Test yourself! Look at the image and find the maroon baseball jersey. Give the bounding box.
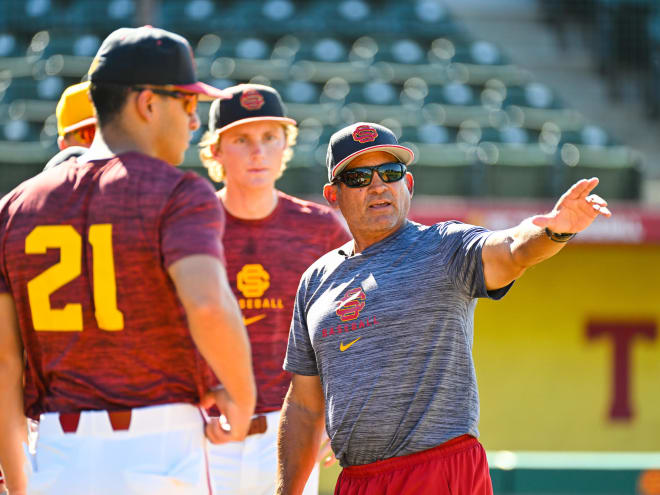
[0,152,225,418]
[222,191,349,414]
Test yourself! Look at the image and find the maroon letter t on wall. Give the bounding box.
[587,321,657,421]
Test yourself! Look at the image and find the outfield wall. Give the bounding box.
[475,244,659,452]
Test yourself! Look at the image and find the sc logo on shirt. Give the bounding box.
[237,264,270,298]
[336,287,366,322]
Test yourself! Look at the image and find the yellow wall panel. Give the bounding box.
[474,245,660,451]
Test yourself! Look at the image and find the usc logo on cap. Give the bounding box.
[336,287,366,322]
[240,89,265,111]
[352,125,378,144]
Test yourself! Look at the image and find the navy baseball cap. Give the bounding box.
[88,26,229,101]
[326,122,415,182]
[208,84,296,135]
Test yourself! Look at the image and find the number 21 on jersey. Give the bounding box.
[25,224,124,331]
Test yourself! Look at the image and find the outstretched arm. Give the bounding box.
[483,177,612,290]
[0,294,28,495]
[276,374,326,495]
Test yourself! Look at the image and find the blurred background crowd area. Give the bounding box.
[0,0,659,203]
[2,3,660,495]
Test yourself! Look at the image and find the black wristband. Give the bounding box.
[545,227,576,243]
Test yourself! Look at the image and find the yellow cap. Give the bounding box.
[55,81,96,137]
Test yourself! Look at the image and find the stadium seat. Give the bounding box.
[342,0,462,38]
[268,0,343,36]
[214,56,288,83]
[0,33,21,58]
[282,80,319,104]
[1,120,38,142]
[398,0,464,37]
[334,0,373,32]
[450,39,499,65]
[340,81,396,106]
[412,143,477,197]
[498,126,534,145]
[271,34,301,63]
[106,0,136,23]
[287,60,368,85]
[559,124,613,147]
[15,75,64,101]
[262,0,296,23]
[440,82,478,106]
[193,33,223,58]
[65,0,136,31]
[347,36,380,65]
[517,107,586,132]
[558,144,643,200]
[411,123,456,144]
[4,77,50,101]
[233,37,272,60]
[71,34,101,57]
[160,0,213,35]
[296,37,350,63]
[294,117,329,148]
[501,83,562,110]
[42,33,81,58]
[470,41,505,65]
[3,0,60,33]
[398,77,430,108]
[227,0,328,37]
[318,77,351,105]
[386,39,427,65]
[283,2,332,35]
[481,144,557,198]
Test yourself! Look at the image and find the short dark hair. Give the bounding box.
[89,83,131,128]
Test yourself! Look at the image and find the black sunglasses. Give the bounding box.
[131,86,198,115]
[334,162,407,188]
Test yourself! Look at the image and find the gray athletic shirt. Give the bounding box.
[284,220,512,467]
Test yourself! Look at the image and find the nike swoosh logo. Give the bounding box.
[339,336,361,352]
[243,314,266,326]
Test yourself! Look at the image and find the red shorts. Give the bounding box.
[334,435,493,495]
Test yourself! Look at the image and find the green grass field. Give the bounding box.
[318,463,341,495]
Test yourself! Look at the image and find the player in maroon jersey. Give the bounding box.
[0,26,256,495]
[198,84,349,494]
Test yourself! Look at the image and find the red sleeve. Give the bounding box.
[160,173,225,268]
[0,193,11,293]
